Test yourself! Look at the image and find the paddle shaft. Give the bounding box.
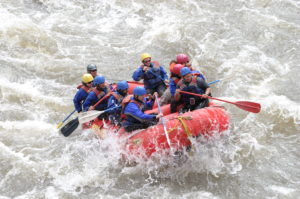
[179,90,261,113]
[57,109,76,128]
[92,91,112,109]
[155,95,172,148]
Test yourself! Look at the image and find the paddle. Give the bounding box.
[78,105,121,124]
[178,90,261,113]
[60,91,113,137]
[56,109,76,129]
[155,94,172,148]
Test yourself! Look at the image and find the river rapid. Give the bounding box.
[0,0,299,198]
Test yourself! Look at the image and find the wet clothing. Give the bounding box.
[176,76,210,112]
[107,91,127,126]
[122,97,157,132]
[132,62,168,96]
[73,86,90,113]
[83,86,110,111]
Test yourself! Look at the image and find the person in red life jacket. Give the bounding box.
[132,53,169,97]
[73,74,94,113]
[122,86,163,132]
[175,67,211,113]
[160,64,184,107]
[87,64,98,78]
[175,53,206,81]
[83,75,110,114]
[107,81,129,126]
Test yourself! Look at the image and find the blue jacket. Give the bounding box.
[83,88,109,111]
[132,62,168,89]
[73,87,89,112]
[122,98,155,127]
[191,70,206,81]
[169,78,177,96]
[107,92,125,114]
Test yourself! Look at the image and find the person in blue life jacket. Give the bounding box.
[175,53,206,81]
[122,86,163,132]
[73,74,94,113]
[174,67,211,113]
[83,76,111,119]
[107,81,129,126]
[86,64,98,78]
[132,53,169,97]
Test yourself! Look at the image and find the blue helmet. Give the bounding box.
[180,67,192,76]
[133,86,147,96]
[93,76,105,86]
[117,81,129,90]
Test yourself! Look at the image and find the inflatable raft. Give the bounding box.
[83,102,230,160]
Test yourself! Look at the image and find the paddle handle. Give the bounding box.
[56,109,76,129]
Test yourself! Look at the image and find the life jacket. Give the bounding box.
[82,86,91,93]
[121,95,145,119]
[169,62,176,73]
[111,92,125,104]
[77,84,83,89]
[93,84,110,100]
[77,84,92,93]
[123,98,145,125]
[140,62,163,88]
[177,76,204,104]
[170,75,181,85]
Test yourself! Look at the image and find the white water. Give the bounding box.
[0,0,299,198]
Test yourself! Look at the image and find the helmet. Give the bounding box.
[117,81,129,90]
[87,64,97,72]
[140,53,151,62]
[172,64,184,75]
[82,74,94,83]
[133,86,147,96]
[180,67,192,76]
[93,76,105,86]
[176,54,189,64]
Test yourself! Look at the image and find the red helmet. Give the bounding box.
[176,54,189,64]
[172,64,184,75]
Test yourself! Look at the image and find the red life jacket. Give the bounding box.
[77,84,83,89]
[172,76,180,85]
[77,84,91,93]
[120,95,145,119]
[111,92,124,104]
[93,87,109,100]
[177,76,198,90]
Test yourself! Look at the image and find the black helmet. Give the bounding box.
[87,64,97,72]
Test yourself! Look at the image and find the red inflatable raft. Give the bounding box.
[83,102,230,161]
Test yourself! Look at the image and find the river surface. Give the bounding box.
[0,0,299,198]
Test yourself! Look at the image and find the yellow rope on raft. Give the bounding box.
[167,116,193,137]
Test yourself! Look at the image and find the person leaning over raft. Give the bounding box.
[83,75,110,116]
[132,53,168,97]
[174,67,211,113]
[73,74,94,113]
[106,81,129,126]
[122,86,163,132]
